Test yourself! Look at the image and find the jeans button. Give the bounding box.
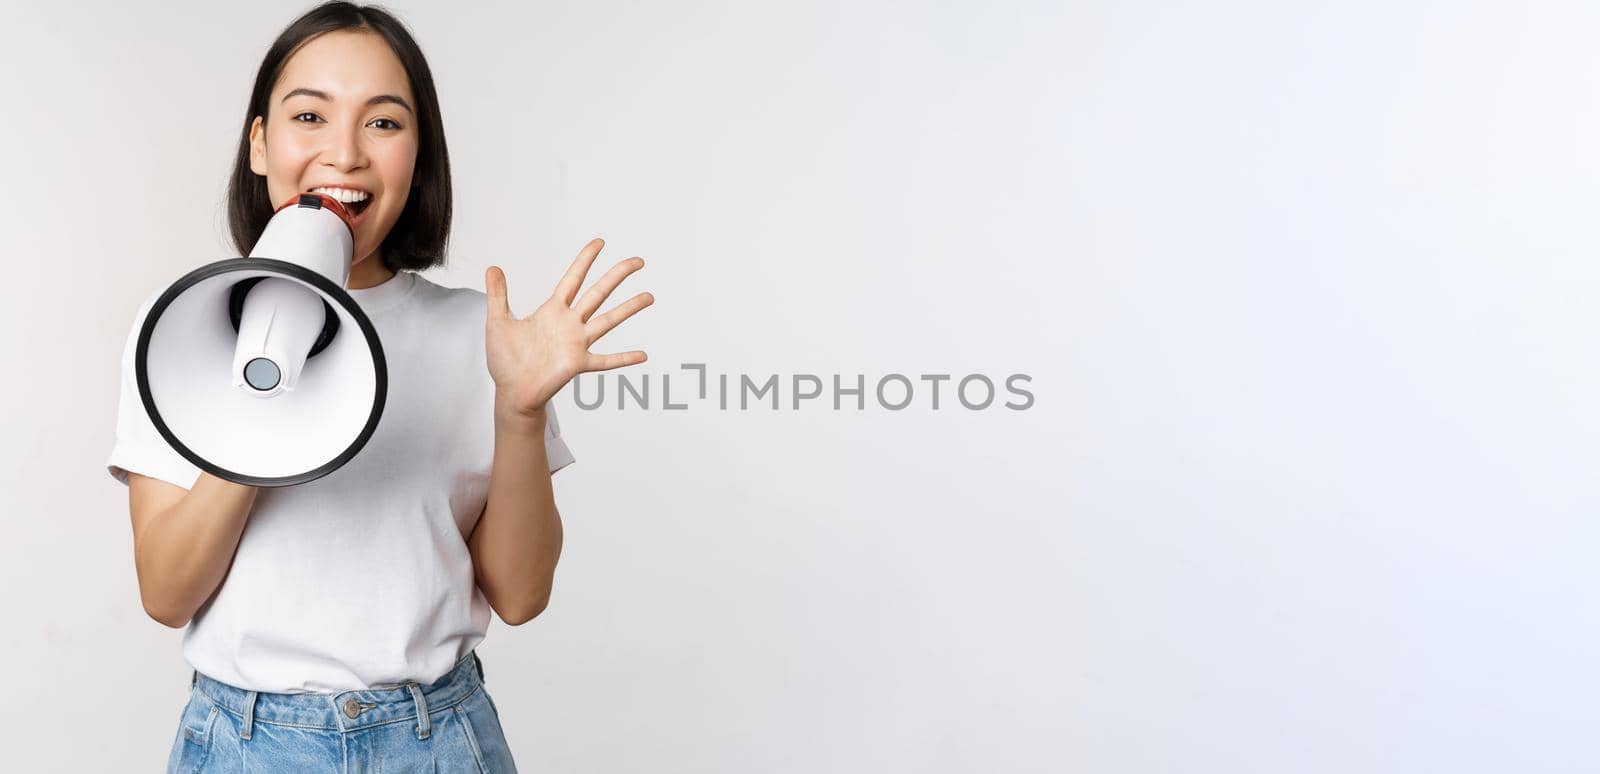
[343,697,361,718]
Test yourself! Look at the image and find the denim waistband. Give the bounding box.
[191,651,486,738]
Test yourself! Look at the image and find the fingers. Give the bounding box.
[486,266,513,319]
[554,238,606,306]
[575,257,646,322]
[585,350,648,372]
[585,291,655,342]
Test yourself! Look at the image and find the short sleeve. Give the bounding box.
[544,400,575,475]
[105,294,202,490]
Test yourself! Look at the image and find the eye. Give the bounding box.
[369,118,402,130]
[292,112,323,123]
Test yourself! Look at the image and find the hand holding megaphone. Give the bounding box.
[136,194,386,487]
[484,237,653,423]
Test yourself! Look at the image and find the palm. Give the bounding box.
[485,238,653,416]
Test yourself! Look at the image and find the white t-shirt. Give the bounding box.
[106,269,574,693]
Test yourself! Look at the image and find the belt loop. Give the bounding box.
[190,670,197,689]
[474,652,485,683]
[241,690,259,740]
[407,682,430,740]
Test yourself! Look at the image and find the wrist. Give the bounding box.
[494,392,547,434]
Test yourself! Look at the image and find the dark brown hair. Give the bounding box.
[226,1,452,272]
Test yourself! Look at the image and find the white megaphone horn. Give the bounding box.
[135,193,388,487]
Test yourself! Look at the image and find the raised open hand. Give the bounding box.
[485,238,653,418]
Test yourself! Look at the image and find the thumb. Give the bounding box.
[486,265,513,319]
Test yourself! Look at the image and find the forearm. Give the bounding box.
[470,396,564,624]
[135,472,258,627]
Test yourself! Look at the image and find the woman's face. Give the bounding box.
[249,30,418,268]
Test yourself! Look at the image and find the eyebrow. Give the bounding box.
[281,87,414,115]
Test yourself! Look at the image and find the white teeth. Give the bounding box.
[309,186,370,204]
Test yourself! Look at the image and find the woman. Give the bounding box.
[105,3,652,771]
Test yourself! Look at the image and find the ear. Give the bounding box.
[248,116,267,176]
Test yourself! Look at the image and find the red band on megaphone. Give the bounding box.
[275,193,356,234]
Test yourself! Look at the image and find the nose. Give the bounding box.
[321,122,368,172]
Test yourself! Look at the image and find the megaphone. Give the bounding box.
[135,193,387,487]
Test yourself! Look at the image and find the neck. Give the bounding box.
[348,253,396,290]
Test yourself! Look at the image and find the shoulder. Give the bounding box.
[117,283,175,360]
[408,273,489,323]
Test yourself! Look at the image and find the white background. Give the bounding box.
[2,0,1596,771]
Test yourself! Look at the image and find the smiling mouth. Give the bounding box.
[306,188,375,220]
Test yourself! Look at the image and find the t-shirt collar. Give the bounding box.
[347,269,418,316]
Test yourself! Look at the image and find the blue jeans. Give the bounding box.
[167,651,518,772]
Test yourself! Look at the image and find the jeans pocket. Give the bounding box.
[167,688,219,774]
[452,703,491,774]
[481,685,502,719]
[453,687,518,773]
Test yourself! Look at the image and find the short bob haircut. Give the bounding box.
[226,1,452,273]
